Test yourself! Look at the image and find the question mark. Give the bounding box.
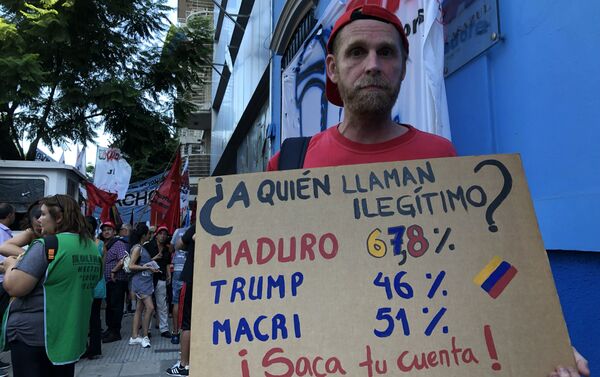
[199,177,233,236]
[473,159,513,232]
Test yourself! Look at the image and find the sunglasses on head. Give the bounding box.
[54,195,64,212]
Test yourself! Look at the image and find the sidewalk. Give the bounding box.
[1,311,180,377]
[77,311,180,377]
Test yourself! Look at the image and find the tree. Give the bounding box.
[0,0,212,178]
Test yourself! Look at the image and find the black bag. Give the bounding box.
[277,137,312,170]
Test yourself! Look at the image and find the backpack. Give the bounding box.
[105,237,130,274]
[43,235,59,261]
[277,137,312,170]
[104,237,127,251]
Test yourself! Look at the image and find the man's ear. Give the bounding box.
[326,54,338,84]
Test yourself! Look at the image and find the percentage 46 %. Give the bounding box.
[367,225,456,265]
[373,271,449,338]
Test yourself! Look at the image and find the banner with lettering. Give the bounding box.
[191,155,574,376]
[113,172,166,225]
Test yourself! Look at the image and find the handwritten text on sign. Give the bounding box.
[191,155,573,377]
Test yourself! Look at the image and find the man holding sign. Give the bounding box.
[267,4,588,377]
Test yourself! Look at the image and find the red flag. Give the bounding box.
[109,205,123,229]
[150,153,181,233]
[85,182,118,223]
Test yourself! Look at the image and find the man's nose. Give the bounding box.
[364,50,382,74]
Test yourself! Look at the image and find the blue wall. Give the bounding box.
[446,2,600,252]
[549,251,600,372]
[446,1,600,369]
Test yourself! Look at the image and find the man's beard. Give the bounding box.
[339,76,400,115]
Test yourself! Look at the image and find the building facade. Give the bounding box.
[210,0,272,175]
[208,0,600,367]
[177,0,214,202]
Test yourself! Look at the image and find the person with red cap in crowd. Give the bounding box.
[100,220,129,343]
[145,225,172,338]
[266,3,590,377]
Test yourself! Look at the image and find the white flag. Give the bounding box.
[75,146,86,175]
[58,150,65,164]
[93,147,132,200]
[180,157,190,226]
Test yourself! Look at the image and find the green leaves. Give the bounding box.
[20,2,69,42]
[0,17,45,104]
[0,0,213,175]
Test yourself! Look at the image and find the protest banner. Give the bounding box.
[94,147,132,199]
[115,172,166,224]
[191,154,574,377]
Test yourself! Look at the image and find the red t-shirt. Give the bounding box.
[267,125,457,171]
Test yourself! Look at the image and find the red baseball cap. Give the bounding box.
[100,221,116,230]
[156,225,169,235]
[326,5,410,107]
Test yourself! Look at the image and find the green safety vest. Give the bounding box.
[1,233,102,364]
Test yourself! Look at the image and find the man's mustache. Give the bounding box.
[355,77,391,90]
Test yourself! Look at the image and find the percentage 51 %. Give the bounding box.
[372,271,450,338]
[367,225,456,265]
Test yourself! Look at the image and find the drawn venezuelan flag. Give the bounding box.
[473,256,518,299]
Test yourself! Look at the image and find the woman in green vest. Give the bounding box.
[1,194,102,377]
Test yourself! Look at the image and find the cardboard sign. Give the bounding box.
[191,154,574,377]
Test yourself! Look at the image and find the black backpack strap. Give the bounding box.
[277,136,312,170]
[105,237,125,251]
[43,235,59,262]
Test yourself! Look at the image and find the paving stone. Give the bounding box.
[77,362,123,377]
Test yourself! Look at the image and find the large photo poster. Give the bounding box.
[191,155,574,376]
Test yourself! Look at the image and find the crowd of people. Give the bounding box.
[89,218,195,377]
[98,220,190,350]
[0,198,194,376]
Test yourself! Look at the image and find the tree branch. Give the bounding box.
[0,112,24,160]
[27,55,63,160]
[82,111,105,121]
[9,124,24,158]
